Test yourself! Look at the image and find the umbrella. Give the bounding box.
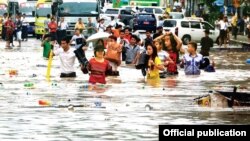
[86,32,110,42]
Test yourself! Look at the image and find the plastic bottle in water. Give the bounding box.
[94,97,102,107]
[24,82,34,88]
[0,83,3,89]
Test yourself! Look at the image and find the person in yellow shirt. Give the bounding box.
[165,4,171,13]
[231,13,238,39]
[146,43,164,86]
[74,18,85,34]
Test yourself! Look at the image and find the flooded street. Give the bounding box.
[0,39,250,141]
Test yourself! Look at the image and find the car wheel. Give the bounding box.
[182,35,191,45]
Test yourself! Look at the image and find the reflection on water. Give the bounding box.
[0,40,250,140]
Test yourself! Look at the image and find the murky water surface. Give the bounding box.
[0,39,250,140]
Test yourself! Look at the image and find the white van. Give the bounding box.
[163,19,219,45]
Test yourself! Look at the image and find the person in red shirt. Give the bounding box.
[5,16,15,48]
[87,45,112,84]
[123,27,132,42]
[48,17,58,44]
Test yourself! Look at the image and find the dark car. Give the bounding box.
[119,9,135,26]
[132,13,157,32]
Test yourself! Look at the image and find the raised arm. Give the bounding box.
[153,34,165,42]
[172,33,183,51]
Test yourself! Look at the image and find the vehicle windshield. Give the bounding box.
[59,2,98,16]
[202,22,214,30]
[170,13,184,19]
[36,3,51,17]
[105,9,119,14]
[138,14,155,20]
[139,8,153,13]
[19,3,36,16]
[163,20,177,27]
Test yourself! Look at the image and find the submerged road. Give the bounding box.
[0,38,250,140]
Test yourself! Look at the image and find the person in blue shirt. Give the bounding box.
[182,41,203,75]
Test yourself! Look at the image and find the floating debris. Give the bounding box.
[68,105,74,111]
[38,100,51,106]
[145,104,153,111]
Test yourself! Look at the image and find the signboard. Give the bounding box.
[37,3,51,8]
[8,0,19,2]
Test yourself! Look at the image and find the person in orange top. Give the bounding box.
[48,17,58,43]
[112,24,122,38]
[105,35,122,76]
[75,18,85,34]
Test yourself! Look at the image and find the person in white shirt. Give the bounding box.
[109,16,117,27]
[58,17,68,44]
[135,7,140,14]
[219,16,228,48]
[96,18,105,32]
[53,37,77,78]
[21,14,29,41]
[70,28,86,49]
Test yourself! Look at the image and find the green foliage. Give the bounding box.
[204,0,221,26]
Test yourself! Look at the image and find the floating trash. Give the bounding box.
[9,69,18,76]
[36,64,47,67]
[246,59,250,64]
[145,104,153,111]
[38,100,51,106]
[51,82,58,88]
[0,83,3,89]
[24,82,34,88]
[94,97,102,107]
[68,105,74,111]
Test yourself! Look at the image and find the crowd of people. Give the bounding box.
[1,12,219,87]
[37,15,216,87]
[215,14,250,46]
[1,13,29,48]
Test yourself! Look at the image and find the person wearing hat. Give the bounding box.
[105,25,113,35]
[96,18,105,32]
[87,45,112,84]
[200,29,213,57]
[153,26,164,40]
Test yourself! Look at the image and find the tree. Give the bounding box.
[204,0,221,25]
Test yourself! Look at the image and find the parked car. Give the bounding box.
[118,9,135,25]
[138,7,164,18]
[163,19,219,45]
[100,8,120,19]
[132,13,157,32]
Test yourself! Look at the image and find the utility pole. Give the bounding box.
[224,0,228,15]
